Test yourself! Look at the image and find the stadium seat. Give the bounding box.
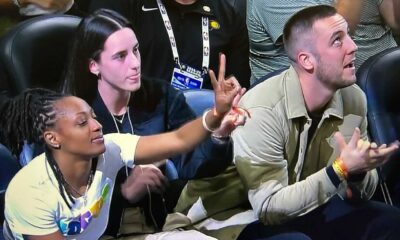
[356,46,400,206]
[0,14,81,96]
[183,89,215,116]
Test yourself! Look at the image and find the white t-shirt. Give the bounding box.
[5,133,139,240]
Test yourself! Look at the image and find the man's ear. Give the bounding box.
[89,59,100,77]
[43,131,61,149]
[298,52,314,71]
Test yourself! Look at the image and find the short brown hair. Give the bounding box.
[283,5,337,61]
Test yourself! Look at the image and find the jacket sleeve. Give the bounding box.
[233,106,340,225]
[167,89,232,179]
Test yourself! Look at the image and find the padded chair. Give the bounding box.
[0,14,81,96]
[250,67,289,89]
[183,89,215,115]
[0,144,20,240]
[356,46,400,206]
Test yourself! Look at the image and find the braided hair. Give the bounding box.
[0,88,94,209]
[0,88,63,156]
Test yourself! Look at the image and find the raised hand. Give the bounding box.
[212,88,248,138]
[121,164,168,203]
[209,53,244,117]
[334,128,399,175]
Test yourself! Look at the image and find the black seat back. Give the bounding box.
[357,46,400,144]
[0,14,81,96]
[356,46,400,205]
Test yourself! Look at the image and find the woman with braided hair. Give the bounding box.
[1,64,245,240]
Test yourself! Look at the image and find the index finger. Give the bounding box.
[209,69,219,92]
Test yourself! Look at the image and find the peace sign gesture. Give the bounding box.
[209,53,245,117]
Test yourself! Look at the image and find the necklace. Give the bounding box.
[113,112,125,124]
[65,170,94,205]
[110,107,134,134]
[45,150,99,208]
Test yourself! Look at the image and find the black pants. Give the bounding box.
[238,195,400,240]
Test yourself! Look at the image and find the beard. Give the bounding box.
[314,55,355,91]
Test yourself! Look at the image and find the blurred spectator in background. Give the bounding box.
[11,0,74,16]
[352,0,399,69]
[9,0,91,17]
[0,0,19,36]
[0,0,91,36]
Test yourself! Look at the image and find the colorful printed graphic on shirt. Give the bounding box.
[58,178,111,236]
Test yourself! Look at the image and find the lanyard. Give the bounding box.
[156,0,210,73]
[109,107,134,177]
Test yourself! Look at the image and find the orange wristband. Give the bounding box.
[333,157,348,179]
[337,157,348,178]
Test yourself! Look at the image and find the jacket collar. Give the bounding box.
[92,91,120,134]
[284,66,343,120]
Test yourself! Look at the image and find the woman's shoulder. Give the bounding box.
[13,153,47,178]
[6,154,53,199]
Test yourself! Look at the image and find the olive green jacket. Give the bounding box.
[233,66,378,225]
